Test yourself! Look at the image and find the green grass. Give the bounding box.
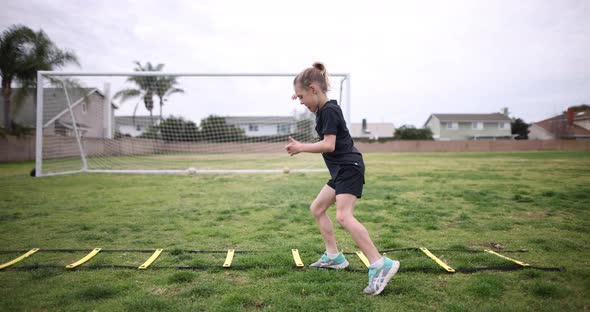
[0,151,589,311]
[40,152,325,174]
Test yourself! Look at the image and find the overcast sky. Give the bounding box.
[2,0,589,127]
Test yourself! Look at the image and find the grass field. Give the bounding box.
[0,151,589,311]
[41,152,327,174]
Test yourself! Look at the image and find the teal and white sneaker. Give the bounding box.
[309,252,349,269]
[364,257,400,295]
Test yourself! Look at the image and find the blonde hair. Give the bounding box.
[294,62,330,93]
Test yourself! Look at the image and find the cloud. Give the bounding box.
[1,0,589,126]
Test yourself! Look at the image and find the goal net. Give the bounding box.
[35,71,350,176]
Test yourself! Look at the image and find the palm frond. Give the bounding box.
[133,61,144,71]
[113,88,142,105]
[165,87,185,97]
[12,88,33,112]
[0,24,79,129]
[0,25,36,80]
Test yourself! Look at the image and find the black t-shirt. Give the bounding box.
[315,100,364,178]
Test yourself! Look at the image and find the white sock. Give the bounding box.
[326,252,340,259]
[369,257,384,269]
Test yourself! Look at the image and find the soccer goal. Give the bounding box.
[35,71,351,177]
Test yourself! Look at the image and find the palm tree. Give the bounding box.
[0,24,79,130]
[114,61,163,125]
[154,75,184,121]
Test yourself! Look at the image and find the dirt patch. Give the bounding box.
[223,272,249,286]
[469,242,505,250]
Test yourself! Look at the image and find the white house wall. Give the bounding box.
[425,116,441,139]
[575,120,590,130]
[118,125,145,137]
[237,124,294,137]
[58,93,105,138]
[350,123,395,139]
[438,121,511,140]
[528,124,555,140]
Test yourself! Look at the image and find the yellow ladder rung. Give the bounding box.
[138,249,163,270]
[420,247,455,273]
[66,248,101,269]
[484,250,529,267]
[0,248,39,270]
[223,249,235,268]
[291,249,304,267]
[355,251,370,268]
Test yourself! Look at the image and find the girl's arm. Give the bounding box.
[285,135,335,156]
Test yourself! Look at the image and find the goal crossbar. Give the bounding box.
[35,71,351,177]
[37,71,350,78]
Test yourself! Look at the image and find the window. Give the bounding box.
[447,122,458,129]
[82,101,88,113]
[472,122,483,130]
[499,122,510,129]
[249,124,259,131]
[277,124,290,134]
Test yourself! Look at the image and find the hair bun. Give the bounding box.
[312,62,326,73]
[294,62,330,93]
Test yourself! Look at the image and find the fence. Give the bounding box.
[1,135,589,162]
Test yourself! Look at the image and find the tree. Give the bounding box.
[114,61,163,125]
[499,107,530,139]
[158,116,199,142]
[393,125,434,140]
[199,115,245,142]
[569,104,590,112]
[511,118,530,139]
[0,24,79,130]
[154,75,184,121]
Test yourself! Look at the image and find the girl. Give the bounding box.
[285,62,400,295]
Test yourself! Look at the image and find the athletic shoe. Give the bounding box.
[309,252,349,269]
[363,257,400,295]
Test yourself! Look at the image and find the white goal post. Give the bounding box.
[35,71,351,177]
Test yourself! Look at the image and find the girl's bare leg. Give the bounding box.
[334,194,381,263]
[309,185,338,254]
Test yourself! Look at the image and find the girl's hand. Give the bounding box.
[285,136,301,156]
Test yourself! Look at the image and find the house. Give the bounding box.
[224,116,297,137]
[350,119,394,140]
[529,107,590,140]
[116,116,159,137]
[0,87,114,138]
[424,113,513,141]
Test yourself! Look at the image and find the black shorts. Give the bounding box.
[326,165,365,198]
